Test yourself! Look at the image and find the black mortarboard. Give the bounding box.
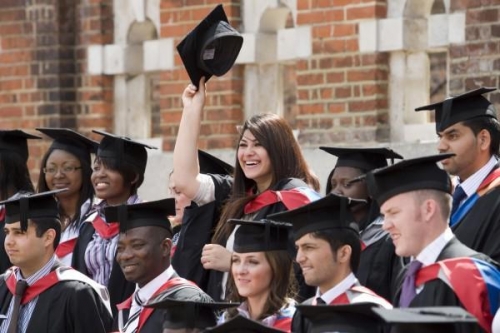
[373,306,479,333]
[296,303,383,333]
[415,87,497,132]
[204,315,285,333]
[93,130,157,175]
[177,4,243,88]
[320,147,403,171]
[103,198,175,234]
[145,296,238,330]
[268,193,364,240]
[0,130,41,162]
[0,189,66,231]
[199,150,234,175]
[230,219,291,253]
[366,154,453,206]
[36,128,98,163]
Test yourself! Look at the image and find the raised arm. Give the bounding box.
[172,78,206,199]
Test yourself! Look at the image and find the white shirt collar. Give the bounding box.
[315,273,357,304]
[135,265,175,304]
[416,228,454,266]
[458,156,498,197]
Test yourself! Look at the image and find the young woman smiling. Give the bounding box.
[219,219,296,332]
[36,128,97,266]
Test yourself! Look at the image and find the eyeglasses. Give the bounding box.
[43,166,82,175]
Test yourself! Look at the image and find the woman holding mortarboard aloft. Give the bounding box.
[72,130,156,317]
[320,147,404,301]
[172,4,320,303]
[0,130,41,273]
[36,128,98,267]
[219,219,296,332]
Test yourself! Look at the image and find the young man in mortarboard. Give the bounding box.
[365,154,500,333]
[0,130,41,273]
[268,194,392,333]
[320,147,403,300]
[415,87,500,262]
[107,198,212,333]
[0,190,112,333]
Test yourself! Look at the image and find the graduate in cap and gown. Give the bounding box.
[35,128,98,266]
[0,130,41,273]
[72,130,156,316]
[320,147,403,300]
[269,194,392,333]
[206,315,286,333]
[173,4,320,302]
[365,154,500,333]
[145,296,237,333]
[219,219,296,332]
[415,87,500,262]
[109,198,211,333]
[0,190,112,333]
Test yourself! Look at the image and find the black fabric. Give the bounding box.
[70,217,135,321]
[452,170,500,262]
[36,128,97,165]
[320,147,403,171]
[366,154,453,207]
[268,193,362,240]
[357,233,402,302]
[392,238,491,333]
[176,4,243,88]
[1,190,63,231]
[231,219,291,253]
[198,150,234,176]
[0,266,112,333]
[171,174,233,293]
[103,198,175,233]
[0,130,41,163]
[415,87,497,132]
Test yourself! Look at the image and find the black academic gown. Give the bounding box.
[0,215,11,274]
[118,272,212,333]
[72,218,135,318]
[172,174,233,292]
[0,263,113,333]
[393,238,490,333]
[357,233,402,301]
[452,168,500,262]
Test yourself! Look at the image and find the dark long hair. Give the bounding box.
[225,250,296,320]
[213,114,319,244]
[94,155,144,195]
[37,147,94,229]
[0,152,34,200]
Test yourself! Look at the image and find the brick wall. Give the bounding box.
[1,0,500,173]
[449,0,500,110]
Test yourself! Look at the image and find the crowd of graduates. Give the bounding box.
[2,4,500,333]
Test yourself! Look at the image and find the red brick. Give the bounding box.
[328,102,346,113]
[326,72,345,83]
[0,79,23,91]
[332,0,360,6]
[320,88,333,99]
[299,103,324,114]
[297,73,324,86]
[348,99,378,112]
[335,87,351,98]
[346,5,377,20]
[313,25,332,38]
[0,106,22,117]
[333,23,356,37]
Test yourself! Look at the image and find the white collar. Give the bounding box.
[315,273,357,304]
[135,265,175,304]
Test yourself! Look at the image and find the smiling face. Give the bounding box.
[380,192,427,258]
[116,226,171,287]
[237,130,273,192]
[44,149,83,198]
[91,158,132,205]
[437,122,484,180]
[231,251,272,300]
[295,233,345,294]
[329,166,368,199]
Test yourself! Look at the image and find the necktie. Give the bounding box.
[451,185,466,215]
[399,260,423,308]
[123,292,143,333]
[7,280,28,333]
[315,297,326,305]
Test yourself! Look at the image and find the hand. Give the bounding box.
[201,244,232,272]
[181,77,206,111]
